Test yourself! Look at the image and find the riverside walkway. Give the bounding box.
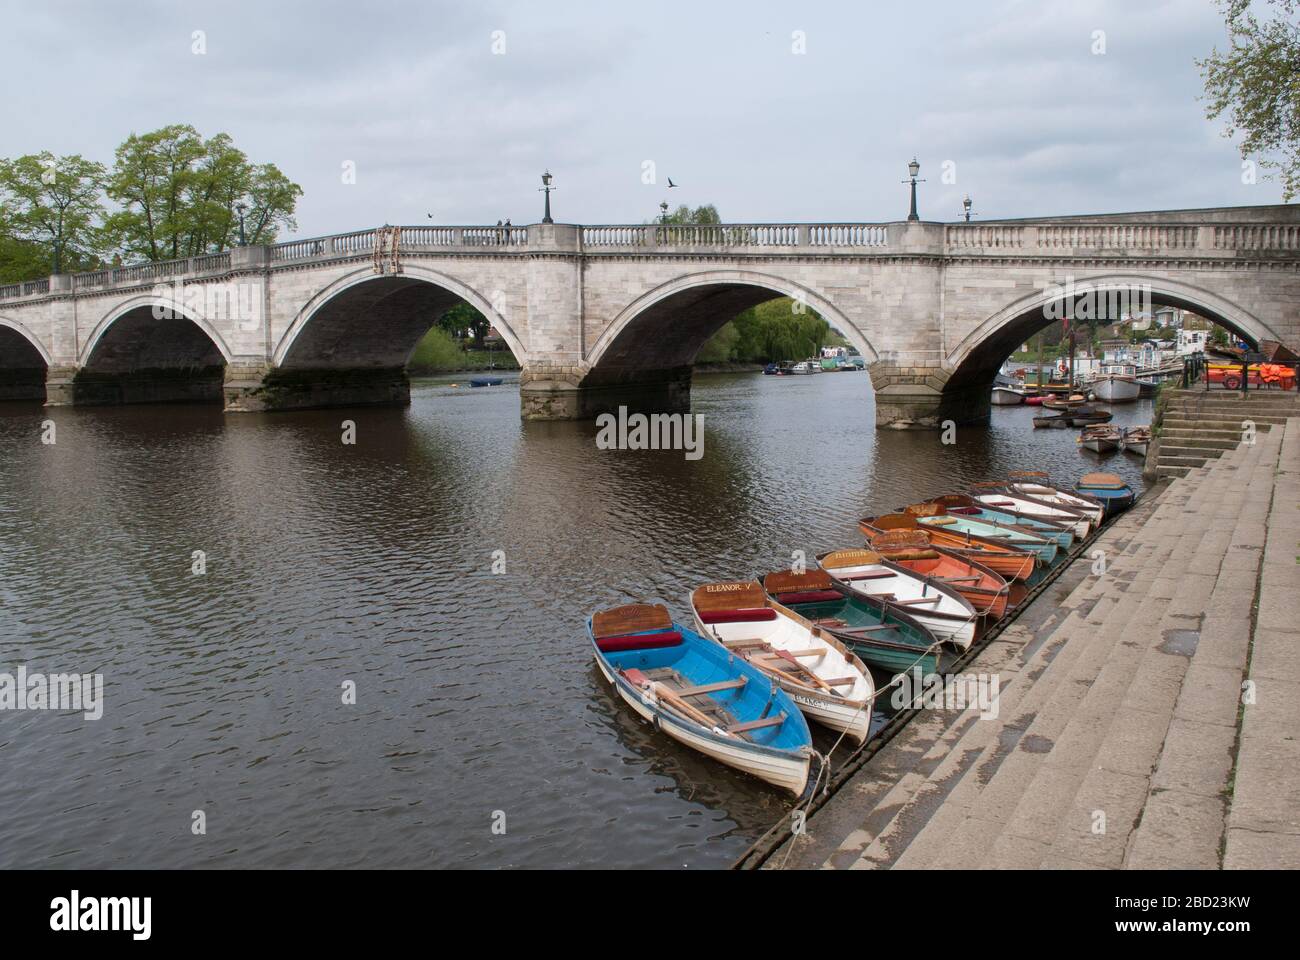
[768,409,1298,870]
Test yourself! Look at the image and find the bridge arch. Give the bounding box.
[586,269,878,376]
[273,265,525,369]
[79,294,234,369]
[74,295,232,404]
[0,315,53,401]
[943,273,1284,395]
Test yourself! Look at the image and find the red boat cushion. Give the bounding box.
[596,630,684,653]
[698,608,777,624]
[776,590,843,604]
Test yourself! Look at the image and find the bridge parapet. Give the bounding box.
[944,221,1300,258]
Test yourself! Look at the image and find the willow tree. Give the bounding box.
[1199,0,1300,199]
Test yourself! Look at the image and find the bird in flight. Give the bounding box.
[667,178,678,188]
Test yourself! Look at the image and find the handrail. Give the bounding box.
[1,218,1294,297]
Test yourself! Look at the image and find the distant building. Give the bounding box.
[1098,338,1132,363]
[1177,328,1208,356]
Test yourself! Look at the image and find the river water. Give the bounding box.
[0,371,1152,869]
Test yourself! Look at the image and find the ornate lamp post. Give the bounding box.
[235,202,248,246]
[903,158,924,222]
[539,171,555,224]
[962,195,976,222]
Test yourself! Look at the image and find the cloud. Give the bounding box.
[0,0,1283,234]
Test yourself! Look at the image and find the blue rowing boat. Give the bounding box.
[920,495,1076,549]
[1075,472,1135,515]
[588,603,815,796]
[469,376,503,387]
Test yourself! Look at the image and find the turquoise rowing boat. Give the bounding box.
[761,570,943,674]
[922,495,1075,549]
[911,511,1059,565]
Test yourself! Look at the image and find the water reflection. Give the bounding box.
[0,371,1149,868]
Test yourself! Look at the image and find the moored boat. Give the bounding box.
[920,494,1075,548]
[991,386,1025,405]
[969,484,1095,539]
[1041,393,1088,410]
[869,528,1010,619]
[859,512,1039,581]
[1078,424,1122,453]
[1119,425,1151,456]
[760,569,943,674]
[895,505,1061,564]
[1074,472,1135,515]
[1091,364,1141,403]
[690,581,874,743]
[816,548,978,648]
[1067,407,1115,427]
[469,376,504,387]
[1004,473,1106,527]
[589,602,815,796]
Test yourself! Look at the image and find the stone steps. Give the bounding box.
[781,422,1290,871]
[813,499,1171,868]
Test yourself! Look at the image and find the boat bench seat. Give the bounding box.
[699,608,777,625]
[677,678,747,698]
[597,630,684,653]
[775,589,843,604]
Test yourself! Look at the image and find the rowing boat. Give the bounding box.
[589,602,815,795]
[859,513,1038,581]
[1119,425,1151,457]
[1078,424,1122,453]
[921,494,1076,548]
[1074,472,1135,515]
[760,569,943,674]
[816,548,978,648]
[971,481,1098,538]
[1005,473,1107,526]
[869,528,1011,619]
[689,581,875,743]
[1041,393,1088,410]
[888,505,1060,565]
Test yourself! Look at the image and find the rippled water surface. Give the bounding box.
[0,371,1151,868]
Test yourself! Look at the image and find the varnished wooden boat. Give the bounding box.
[869,528,1010,619]
[859,513,1038,581]
[889,504,1060,565]
[589,602,815,795]
[1041,393,1088,410]
[761,569,943,674]
[690,581,875,743]
[816,549,978,648]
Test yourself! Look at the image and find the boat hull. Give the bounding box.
[990,387,1024,405]
[1092,376,1140,403]
[595,654,813,794]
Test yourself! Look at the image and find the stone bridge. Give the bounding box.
[2,205,1297,427]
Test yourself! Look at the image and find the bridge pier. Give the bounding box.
[45,364,226,406]
[869,362,990,430]
[223,364,410,412]
[519,363,691,420]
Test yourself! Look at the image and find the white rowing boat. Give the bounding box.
[690,581,875,743]
[815,549,978,648]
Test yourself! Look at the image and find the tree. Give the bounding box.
[105,124,303,260]
[0,152,106,274]
[1199,0,1300,199]
[664,203,721,225]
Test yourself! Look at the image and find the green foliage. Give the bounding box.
[407,325,520,373]
[696,298,831,364]
[437,302,491,346]
[0,152,107,274]
[1199,0,1300,199]
[663,203,721,224]
[0,126,303,282]
[105,124,302,260]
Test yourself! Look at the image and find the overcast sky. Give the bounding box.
[2,0,1283,236]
